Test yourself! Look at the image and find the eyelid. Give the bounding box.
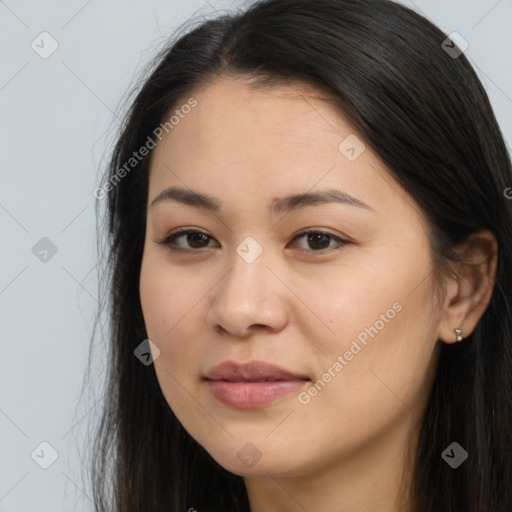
[291,228,350,252]
[156,227,218,251]
[156,227,351,254]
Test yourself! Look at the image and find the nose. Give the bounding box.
[206,241,289,338]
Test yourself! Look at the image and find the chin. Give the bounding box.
[214,455,298,478]
[202,440,311,478]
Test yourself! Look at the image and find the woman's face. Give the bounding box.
[139,77,443,478]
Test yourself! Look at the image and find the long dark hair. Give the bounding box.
[86,0,512,510]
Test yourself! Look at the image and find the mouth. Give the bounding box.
[204,360,310,408]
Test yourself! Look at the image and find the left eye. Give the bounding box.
[158,229,349,252]
[292,230,348,251]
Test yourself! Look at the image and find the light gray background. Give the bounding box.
[1,1,511,510]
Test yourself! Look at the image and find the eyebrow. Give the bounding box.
[149,186,375,214]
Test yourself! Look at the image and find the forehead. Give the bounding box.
[147,77,407,219]
[154,77,347,162]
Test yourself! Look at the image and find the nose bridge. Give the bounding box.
[207,235,288,335]
[220,236,271,307]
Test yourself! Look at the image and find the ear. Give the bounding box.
[437,230,498,344]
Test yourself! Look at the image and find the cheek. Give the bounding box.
[139,255,205,418]
[292,262,402,361]
[301,254,436,412]
[308,286,435,430]
[318,240,433,355]
[140,252,200,339]
[139,252,210,391]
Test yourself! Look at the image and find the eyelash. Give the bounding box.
[157,228,350,254]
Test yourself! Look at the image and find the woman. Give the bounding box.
[88,0,512,510]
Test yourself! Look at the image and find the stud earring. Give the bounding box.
[454,328,463,342]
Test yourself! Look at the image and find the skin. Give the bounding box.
[139,76,498,512]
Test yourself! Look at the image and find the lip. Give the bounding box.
[204,360,310,408]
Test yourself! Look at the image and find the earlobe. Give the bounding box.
[436,230,498,345]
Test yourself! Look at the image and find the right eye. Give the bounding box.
[157,229,219,252]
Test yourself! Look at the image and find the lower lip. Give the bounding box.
[206,379,308,408]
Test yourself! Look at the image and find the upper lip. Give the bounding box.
[205,360,310,382]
